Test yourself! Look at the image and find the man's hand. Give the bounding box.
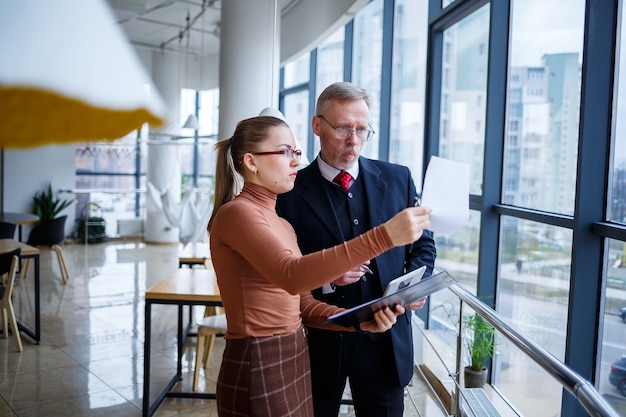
[404,296,427,311]
[332,263,372,286]
[359,304,406,333]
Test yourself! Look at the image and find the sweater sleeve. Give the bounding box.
[214,201,394,294]
[299,292,357,331]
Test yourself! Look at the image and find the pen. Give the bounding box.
[408,195,420,256]
[361,264,373,274]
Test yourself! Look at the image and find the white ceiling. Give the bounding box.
[106,0,299,58]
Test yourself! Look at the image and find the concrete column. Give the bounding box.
[218,0,280,140]
[145,53,182,243]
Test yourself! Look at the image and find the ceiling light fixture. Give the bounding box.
[183,114,200,130]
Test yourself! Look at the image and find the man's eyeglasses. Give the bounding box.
[317,114,375,142]
[252,148,302,161]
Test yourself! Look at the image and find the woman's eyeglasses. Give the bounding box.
[252,148,302,161]
[317,114,375,142]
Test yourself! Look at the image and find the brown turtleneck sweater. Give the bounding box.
[210,182,393,339]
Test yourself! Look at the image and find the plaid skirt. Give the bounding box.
[216,327,313,417]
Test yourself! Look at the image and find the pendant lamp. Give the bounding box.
[183,114,200,130]
[0,0,167,148]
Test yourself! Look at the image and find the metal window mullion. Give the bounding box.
[562,0,619,415]
[378,0,395,161]
[474,0,510,355]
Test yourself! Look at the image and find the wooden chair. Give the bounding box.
[0,248,22,352]
[23,216,70,284]
[178,252,224,391]
[192,313,227,392]
[0,222,16,239]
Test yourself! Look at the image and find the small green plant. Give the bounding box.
[76,202,107,243]
[463,312,496,371]
[32,183,74,223]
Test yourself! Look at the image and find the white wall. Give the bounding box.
[4,145,76,238]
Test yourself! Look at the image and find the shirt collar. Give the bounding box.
[316,156,360,183]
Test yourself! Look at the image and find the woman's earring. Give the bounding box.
[254,169,258,176]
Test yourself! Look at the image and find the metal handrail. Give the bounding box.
[447,283,619,417]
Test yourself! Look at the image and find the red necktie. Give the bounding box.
[333,171,352,190]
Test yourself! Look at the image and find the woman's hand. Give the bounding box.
[383,206,431,246]
[358,304,406,333]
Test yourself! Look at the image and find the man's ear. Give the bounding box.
[312,116,322,137]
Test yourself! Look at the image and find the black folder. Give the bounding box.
[324,270,456,327]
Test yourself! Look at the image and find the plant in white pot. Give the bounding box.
[462,312,496,388]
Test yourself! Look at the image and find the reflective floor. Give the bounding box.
[0,240,446,417]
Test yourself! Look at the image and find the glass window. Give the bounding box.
[428,210,481,376]
[180,88,197,136]
[178,88,219,194]
[198,88,220,138]
[502,0,585,215]
[313,26,346,158]
[283,90,311,165]
[389,0,429,189]
[602,2,626,404]
[438,5,490,196]
[496,217,572,416]
[611,5,626,224]
[198,88,219,188]
[74,174,145,236]
[284,53,310,89]
[316,26,345,97]
[75,131,141,176]
[432,210,481,295]
[352,0,383,160]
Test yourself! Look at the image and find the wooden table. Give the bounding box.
[0,239,40,343]
[143,268,222,417]
[178,242,211,268]
[0,212,39,241]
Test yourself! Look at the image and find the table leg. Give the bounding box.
[143,301,152,417]
[142,300,220,416]
[34,253,40,343]
[144,302,191,417]
[177,304,184,376]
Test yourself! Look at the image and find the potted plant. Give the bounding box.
[462,312,496,388]
[75,202,107,243]
[32,183,74,223]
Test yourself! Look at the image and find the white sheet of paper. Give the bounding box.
[420,156,469,236]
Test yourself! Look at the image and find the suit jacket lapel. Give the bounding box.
[359,158,388,227]
[299,161,346,243]
[359,158,399,285]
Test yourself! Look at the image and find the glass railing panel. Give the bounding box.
[598,238,626,413]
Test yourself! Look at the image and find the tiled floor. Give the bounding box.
[0,240,447,417]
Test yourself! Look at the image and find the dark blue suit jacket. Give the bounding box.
[277,157,436,387]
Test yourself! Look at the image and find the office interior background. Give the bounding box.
[3,0,626,415]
